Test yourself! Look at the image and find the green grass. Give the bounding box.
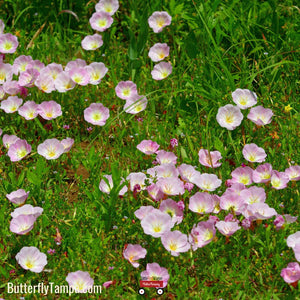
[0,0,299,299]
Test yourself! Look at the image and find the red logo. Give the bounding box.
[139,280,164,288]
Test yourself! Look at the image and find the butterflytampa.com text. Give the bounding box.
[7,282,102,296]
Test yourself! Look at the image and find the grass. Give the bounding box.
[0,0,299,299]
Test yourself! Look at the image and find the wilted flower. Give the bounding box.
[161,230,190,256]
[84,103,109,126]
[123,244,147,268]
[151,62,172,80]
[274,215,285,230]
[247,105,273,126]
[89,12,113,32]
[81,34,103,50]
[148,11,172,33]
[216,104,243,130]
[232,88,257,109]
[148,43,170,62]
[66,271,94,293]
[140,263,170,288]
[6,189,29,205]
[15,246,47,273]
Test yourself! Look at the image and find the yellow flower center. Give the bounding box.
[204,230,213,241]
[225,114,234,124]
[240,176,250,185]
[75,281,85,291]
[98,19,107,28]
[25,260,34,269]
[92,113,102,121]
[169,242,177,251]
[239,97,247,106]
[3,41,12,51]
[17,149,27,158]
[153,225,162,233]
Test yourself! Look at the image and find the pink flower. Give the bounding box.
[198,149,222,168]
[216,104,243,130]
[86,62,108,85]
[41,63,63,80]
[270,170,289,190]
[156,150,177,165]
[192,173,222,192]
[3,80,22,95]
[18,68,40,87]
[84,103,109,126]
[95,0,119,16]
[123,244,147,268]
[287,232,300,249]
[7,139,31,162]
[231,166,253,185]
[220,193,246,214]
[141,209,173,238]
[0,62,13,83]
[34,73,56,93]
[15,246,47,273]
[54,71,75,93]
[280,262,300,283]
[148,11,172,33]
[137,140,160,155]
[252,163,272,183]
[103,280,114,288]
[215,221,241,237]
[274,215,285,230]
[189,220,216,250]
[294,244,300,262]
[11,204,43,219]
[0,19,5,34]
[161,230,190,256]
[240,186,266,204]
[6,189,29,205]
[124,95,148,114]
[127,172,147,191]
[247,105,273,126]
[66,271,94,293]
[37,138,65,160]
[189,192,215,214]
[285,165,300,181]
[148,43,170,62]
[38,101,62,120]
[81,34,103,50]
[232,88,257,109]
[2,134,20,149]
[242,143,267,163]
[99,174,128,196]
[89,12,113,32]
[115,81,138,100]
[151,62,172,80]
[18,101,39,120]
[0,33,18,53]
[140,263,169,288]
[247,203,277,220]
[178,164,199,182]
[147,163,179,179]
[156,177,185,196]
[12,55,33,75]
[10,214,36,235]
[134,206,155,220]
[147,183,164,201]
[61,138,74,153]
[0,96,22,113]
[159,198,183,225]
[69,67,90,86]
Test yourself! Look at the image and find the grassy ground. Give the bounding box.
[0,0,299,299]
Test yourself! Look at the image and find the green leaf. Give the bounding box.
[184,31,199,59]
